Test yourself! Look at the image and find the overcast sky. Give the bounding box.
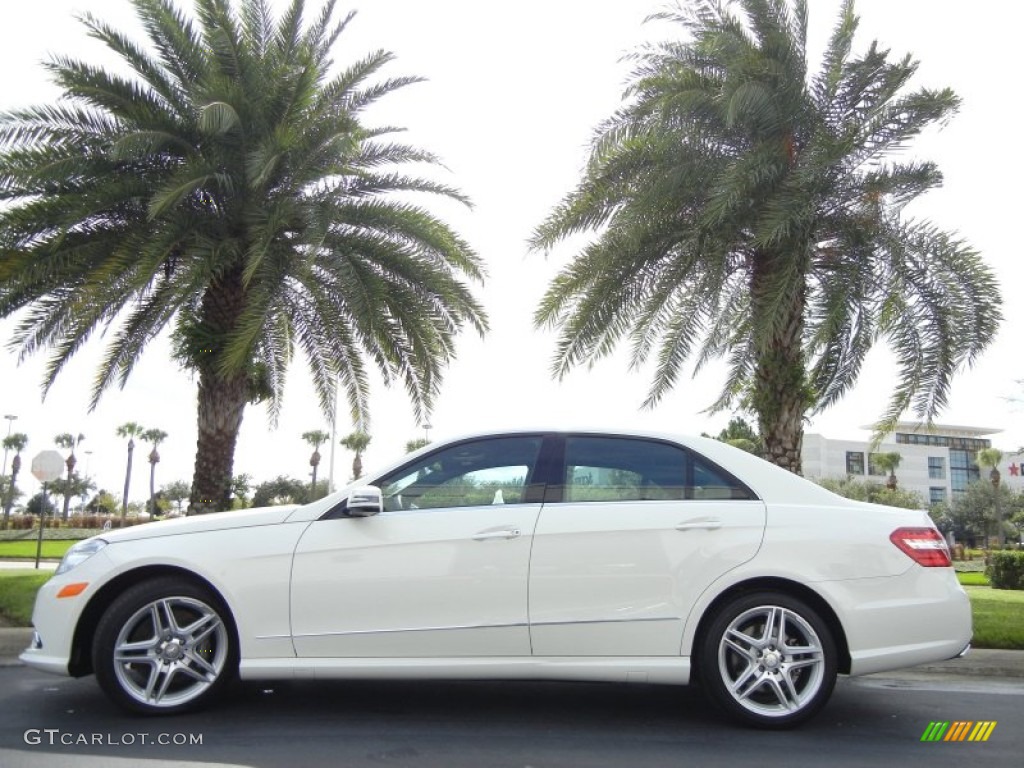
[1,0,1020,505]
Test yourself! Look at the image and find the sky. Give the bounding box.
[1,0,1021,506]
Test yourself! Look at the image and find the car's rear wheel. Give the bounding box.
[698,591,837,728]
[93,576,237,714]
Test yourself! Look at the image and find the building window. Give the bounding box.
[929,487,947,505]
[928,457,946,479]
[846,451,865,476]
[949,449,980,495]
[895,433,990,451]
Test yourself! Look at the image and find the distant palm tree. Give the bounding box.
[1,432,28,529]
[977,447,1004,547]
[49,474,97,516]
[116,422,146,519]
[405,437,429,454]
[340,431,372,481]
[531,0,1000,473]
[871,452,902,491]
[53,432,85,520]
[0,0,486,512]
[302,430,331,499]
[142,428,168,516]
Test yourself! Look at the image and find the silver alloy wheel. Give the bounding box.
[111,595,229,709]
[717,604,826,719]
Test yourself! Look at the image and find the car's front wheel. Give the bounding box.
[93,576,237,714]
[698,591,837,728]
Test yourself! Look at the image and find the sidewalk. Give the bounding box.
[2,624,1023,677]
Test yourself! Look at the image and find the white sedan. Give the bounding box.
[21,430,971,727]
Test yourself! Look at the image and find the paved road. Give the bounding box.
[0,667,1021,768]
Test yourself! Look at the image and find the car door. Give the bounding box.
[290,435,545,658]
[528,435,766,656]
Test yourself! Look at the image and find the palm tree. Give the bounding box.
[302,430,331,499]
[1,432,28,529]
[116,422,146,519]
[405,437,430,454]
[142,428,168,515]
[531,0,1000,473]
[977,447,1004,548]
[53,432,85,520]
[0,0,487,513]
[49,473,97,516]
[871,451,902,491]
[340,431,371,481]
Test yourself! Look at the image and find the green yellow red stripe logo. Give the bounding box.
[920,721,996,742]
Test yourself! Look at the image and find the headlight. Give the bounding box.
[55,538,108,575]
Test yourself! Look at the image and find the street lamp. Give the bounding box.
[1,414,17,477]
[423,423,432,442]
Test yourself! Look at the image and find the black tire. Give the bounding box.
[93,576,238,715]
[698,591,837,728]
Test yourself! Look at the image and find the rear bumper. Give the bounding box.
[823,567,972,676]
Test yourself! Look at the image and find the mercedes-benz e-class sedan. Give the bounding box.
[21,430,970,727]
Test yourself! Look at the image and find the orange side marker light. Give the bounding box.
[56,583,89,598]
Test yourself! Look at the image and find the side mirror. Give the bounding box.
[345,486,383,517]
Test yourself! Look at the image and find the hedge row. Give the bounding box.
[988,552,1024,590]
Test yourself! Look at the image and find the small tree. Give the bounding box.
[85,489,118,516]
[26,491,57,518]
[252,476,310,507]
[871,452,903,491]
[161,480,191,516]
[950,480,1017,548]
[142,429,168,516]
[302,431,331,500]
[1,432,28,529]
[230,473,252,509]
[340,431,372,481]
[116,422,146,519]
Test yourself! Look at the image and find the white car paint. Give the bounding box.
[20,429,972,726]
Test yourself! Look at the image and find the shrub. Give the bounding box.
[988,551,1024,590]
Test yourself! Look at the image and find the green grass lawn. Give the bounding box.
[957,571,990,586]
[964,585,1024,650]
[0,571,51,626]
[0,540,75,559]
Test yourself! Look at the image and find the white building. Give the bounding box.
[802,422,1024,506]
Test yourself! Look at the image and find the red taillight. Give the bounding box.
[890,527,952,567]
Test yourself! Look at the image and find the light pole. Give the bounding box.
[1,414,16,477]
[423,423,432,443]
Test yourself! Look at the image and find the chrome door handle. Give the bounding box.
[675,519,722,531]
[472,528,521,541]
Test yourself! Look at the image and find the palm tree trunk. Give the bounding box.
[2,454,19,529]
[121,441,134,519]
[149,460,157,516]
[190,367,248,514]
[62,467,73,521]
[189,266,250,514]
[750,253,810,475]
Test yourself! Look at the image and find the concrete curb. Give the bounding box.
[2,626,1023,677]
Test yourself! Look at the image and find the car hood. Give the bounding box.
[93,505,299,543]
